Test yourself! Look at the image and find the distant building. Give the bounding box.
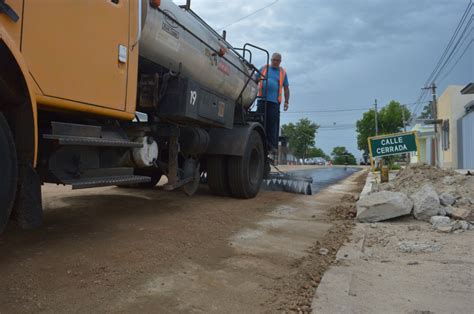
[436,85,474,169]
[410,123,435,165]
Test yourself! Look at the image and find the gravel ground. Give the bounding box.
[0,169,367,313]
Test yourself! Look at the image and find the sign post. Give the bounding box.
[367,131,420,180]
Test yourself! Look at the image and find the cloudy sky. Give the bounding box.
[174,0,473,158]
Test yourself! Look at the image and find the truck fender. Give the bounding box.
[0,26,38,167]
[206,122,267,157]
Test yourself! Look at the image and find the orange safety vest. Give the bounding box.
[257,65,286,104]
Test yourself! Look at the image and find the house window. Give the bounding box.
[441,120,450,151]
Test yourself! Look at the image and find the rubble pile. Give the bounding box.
[357,164,474,232]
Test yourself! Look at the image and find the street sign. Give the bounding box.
[368,131,419,158]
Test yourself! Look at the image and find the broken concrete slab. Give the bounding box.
[357,191,413,223]
[439,192,457,206]
[438,207,447,216]
[398,241,442,253]
[451,220,471,232]
[455,198,472,208]
[411,184,440,221]
[451,208,471,220]
[433,220,472,233]
[442,205,454,216]
[430,216,451,228]
[436,225,454,233]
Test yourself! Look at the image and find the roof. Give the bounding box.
[411,123,434,132]
[461,83,474,94]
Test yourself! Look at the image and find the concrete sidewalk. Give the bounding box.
[312,172,474,314]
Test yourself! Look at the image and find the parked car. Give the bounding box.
[306,157,326,165]
[314,157,326,165]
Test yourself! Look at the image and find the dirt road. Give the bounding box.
[0,168,366,313]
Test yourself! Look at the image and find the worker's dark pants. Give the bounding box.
[257,100,279,151]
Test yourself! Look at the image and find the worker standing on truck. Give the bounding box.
[256,52,290,153]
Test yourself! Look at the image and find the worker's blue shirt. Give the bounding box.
[257,66,289,104]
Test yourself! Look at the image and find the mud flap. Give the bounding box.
[11,164,43,229]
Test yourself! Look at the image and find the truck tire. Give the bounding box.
[228,131,264,199]
[0,112,18,233]
[207,155,230,196]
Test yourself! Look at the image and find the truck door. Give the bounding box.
[22,0,130,111]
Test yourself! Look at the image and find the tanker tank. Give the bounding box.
[139,0,258,109]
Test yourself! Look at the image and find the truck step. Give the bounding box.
[43,121,142,148]
[43,134,142,148]
[63,175,151,190]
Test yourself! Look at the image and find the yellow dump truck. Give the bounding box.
[0,0,273,232]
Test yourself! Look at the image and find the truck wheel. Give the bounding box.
[0,112,18,233]
[228,131,264,199]
[207,155,230,196]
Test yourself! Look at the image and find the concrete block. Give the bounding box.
[430,216,450,228]
[451,208,471,220]
[439,192,456,206]
[411,184,440,221]
[357,191,413,223]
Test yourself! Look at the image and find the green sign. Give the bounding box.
[369,132,418,158]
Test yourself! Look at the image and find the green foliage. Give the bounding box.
[307,147,329,160]
[281,118,320,159]
[418,102,432,119]
[356,101,412,152]
[331,146,357,165]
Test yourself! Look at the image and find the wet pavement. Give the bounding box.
[290,167,361,193]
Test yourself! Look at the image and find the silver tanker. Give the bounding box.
[139,0,258,108]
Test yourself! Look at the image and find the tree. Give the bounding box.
[281,118,320,160]
[307,147,330,160]
[331,146,357,165]
[418,102,432,119]
[356,101,411,152]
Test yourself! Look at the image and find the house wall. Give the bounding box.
[436,86,474,169]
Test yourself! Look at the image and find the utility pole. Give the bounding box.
[402,106,407,132]
[374,99,379,171]
[402,106,408,165]
[423,83,438,167]
[374,99,379,136]
[431,83,439,168]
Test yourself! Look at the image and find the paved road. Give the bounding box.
[0,167,366,313]
[290,167,361,193]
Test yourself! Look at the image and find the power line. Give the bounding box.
[424,1,473,86]
[319,124,355,128]
[439,38,473,83]
[411,90,431,122]
[282,108,367,114]
[216,0,279,31]
[433,15,473,82]
[281,101,427,115]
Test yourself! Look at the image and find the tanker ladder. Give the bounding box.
[262,162,313,195]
